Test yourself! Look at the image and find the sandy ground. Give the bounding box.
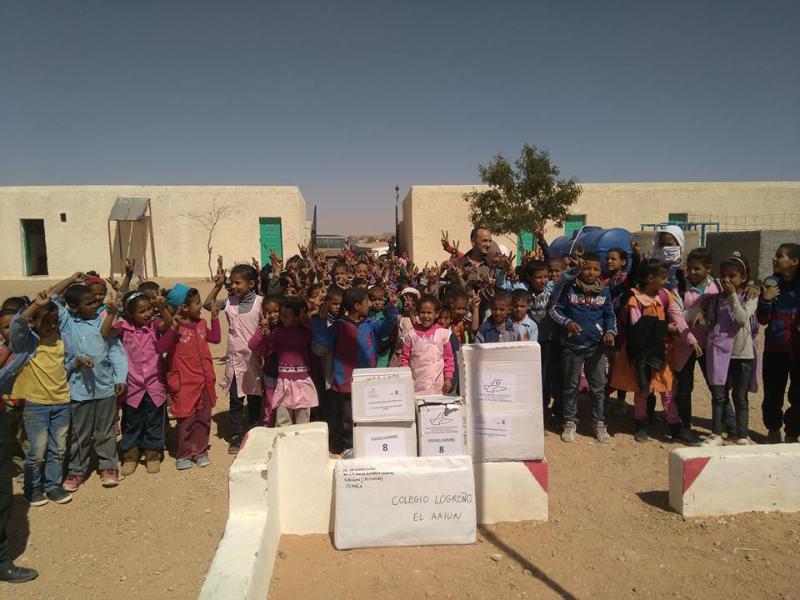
[2,278,800,599]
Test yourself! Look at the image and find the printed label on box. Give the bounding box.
[473,414,512,440]
[419,405,466,456]
[363,382,405,417]
[477,373,516,404]
[365,432,408,458]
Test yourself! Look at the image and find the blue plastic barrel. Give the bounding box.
[548,226,633,273]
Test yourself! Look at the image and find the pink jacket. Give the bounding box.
[221,295,264,398]
[400,323,455,396]
[673,278,720,371]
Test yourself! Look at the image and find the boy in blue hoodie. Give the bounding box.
[311,287,398,455]
[550,253,617,444]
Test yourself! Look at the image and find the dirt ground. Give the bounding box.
[2,278,800,599]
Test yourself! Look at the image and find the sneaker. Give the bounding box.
[194,455,210,467]
[593,422,611,444]
[175,458,193,470]
[736,437,756,446]
[765,429,782,444]
[561,421,576,443]
[634,421,648,443]
[26,491,49,507]
[785,435,799,443]
[100,469,120,488]
[341,448,354,459]
[702,434,724,447]
[63,474,85,493]
[45,486,73,504]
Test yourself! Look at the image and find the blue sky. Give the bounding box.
[1,1,798,233]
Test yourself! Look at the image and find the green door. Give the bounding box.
[259,218,283,266]
[564,214,586,237]
[516,230,535,264]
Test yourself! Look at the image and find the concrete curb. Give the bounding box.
[669,444,800,517]
[200,424,548,599]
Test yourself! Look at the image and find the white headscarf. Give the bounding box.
[649,225,685,265]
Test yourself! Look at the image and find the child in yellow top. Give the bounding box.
[10,292,86,507]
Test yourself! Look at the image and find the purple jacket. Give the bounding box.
[705,292,759,392]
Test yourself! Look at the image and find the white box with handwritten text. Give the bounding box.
[458,342,544,461]
[334,456,476,549]
[351,367,415,423]
[416,397,468,457]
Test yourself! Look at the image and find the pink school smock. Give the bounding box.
[115,319,172,408]
[399,323,455,396]
[221,294,264,399]
[164,319,221,418]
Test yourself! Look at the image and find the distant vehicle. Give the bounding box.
[314,234,371,260]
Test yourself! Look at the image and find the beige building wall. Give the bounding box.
[0,185,308,279]
[402,182,800,265]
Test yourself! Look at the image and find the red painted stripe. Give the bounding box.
[523,460,548,492]
[683,456,711,493]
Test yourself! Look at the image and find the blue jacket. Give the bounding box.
[550,281,617,349]
[55,299,128,401]
[0,313,77,395]
[476,317,520,343]
[311,303,398,393]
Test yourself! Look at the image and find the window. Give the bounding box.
[668,213,688,224]
[60,213,67,222]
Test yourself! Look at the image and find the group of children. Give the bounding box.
[0,231,798,507]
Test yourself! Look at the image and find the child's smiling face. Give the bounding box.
[263,301,281,327]
[511,298,529,323]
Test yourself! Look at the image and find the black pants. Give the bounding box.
[541,339,563,418]
[326,391,352,454]
[228,376,264,443]
[121,394,165,451]
[0,409,14,565]
[711,359,754,439]
[762,350,800,436]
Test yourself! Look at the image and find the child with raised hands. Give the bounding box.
[101,290,173,475]
[7,292,73,506]
[249,297,318,427]
[311,287,398,455]
[164,284,221,469]
[204,260,264,454]
[47,272,128,490]
[400,294,455,396]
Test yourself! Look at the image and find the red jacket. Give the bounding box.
[164,319,221,418]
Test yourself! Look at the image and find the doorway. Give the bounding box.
[21,219,49,276]
[259,218,283,266]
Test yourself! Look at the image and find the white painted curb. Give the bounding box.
[669,444,800,517]
[200,424,548,599]
[475,460,548,523]
[199,423,335,600]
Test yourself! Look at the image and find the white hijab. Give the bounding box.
[649,225,685,265]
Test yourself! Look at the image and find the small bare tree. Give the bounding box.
[185,199,236,279]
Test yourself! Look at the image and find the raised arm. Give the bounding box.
[48,272,85,297]
[203,261,226,311]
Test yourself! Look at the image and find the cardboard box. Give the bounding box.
[458,342,544,461]
[351,367,415,423]
[334,456,477,549]
[353,421,417,459]
[416,397,468,457]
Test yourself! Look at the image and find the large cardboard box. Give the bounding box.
[351,367,415,423]
[458,342,544,461]
[353,421,417,459]
[334,456,476,549]
[416,397,468,457]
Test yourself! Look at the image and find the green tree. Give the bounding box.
[464,144,581,237]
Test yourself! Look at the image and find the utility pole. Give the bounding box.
[394,185,400,255]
